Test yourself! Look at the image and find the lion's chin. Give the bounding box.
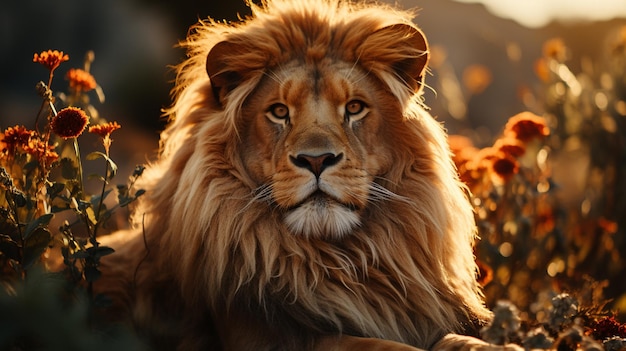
[283,197,361,239]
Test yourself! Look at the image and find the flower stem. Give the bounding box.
[72,137,84,198]
[93,149,110,238]
[34,72,55,133]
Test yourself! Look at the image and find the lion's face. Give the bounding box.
[202,19,430,240]
[239,60,398,239]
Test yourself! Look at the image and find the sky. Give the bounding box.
[454,0,626,27]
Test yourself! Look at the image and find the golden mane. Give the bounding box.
[99,0,493,349]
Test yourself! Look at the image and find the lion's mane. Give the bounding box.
[99,0,492,349]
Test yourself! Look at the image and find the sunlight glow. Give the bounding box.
[454,0,626,27]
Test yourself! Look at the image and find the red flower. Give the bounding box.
[504,112,550,142]
[590,316,626,340]
[490,153,519,183]
[51,107,89,139]
[33,50,69,72]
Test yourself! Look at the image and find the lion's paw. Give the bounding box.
[432,334,524,351]
[315,336,424,351]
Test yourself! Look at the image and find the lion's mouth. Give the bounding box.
[289,190,359,212]
[283,189,362,239]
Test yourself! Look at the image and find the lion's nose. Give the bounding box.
[290,152,343,177]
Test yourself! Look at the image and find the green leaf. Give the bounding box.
[84,266,101,282]
[23,160,40,173]
[87,245,115,258]
[119,198,131,207]
[64,179,81,197]
[86,151,106,161]
[132,165,145,177]
[87,173,106,182]
[98,210,112,226]
[85,151,117,170]
[0,234,20,261]
[47,182,65,199]
[77,199,91,211]
[117,184,128,196]
[60,158,78,180]
[86,152,118,176]
[50,196,71,213]
[23,213,54,241]
[119,188,145,207]
[12,191,27,207]
[70,250,90,259]
[108,164,118,179]
[117,185,129,205]
[85,207,97,226]
[90,189,113,208]
[23,227,52,269]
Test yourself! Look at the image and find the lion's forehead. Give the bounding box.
[273,61,371,107]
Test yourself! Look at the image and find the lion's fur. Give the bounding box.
[97,0,493,350]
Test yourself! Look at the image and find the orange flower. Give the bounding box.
[66,68,97,92]
[89,121,121,153]
[474,147,500,168]
[51,107,89,139]
[22,138,59,165]
[88,121,121,138]
[462,64,492,95]
[536,204,556,235]
[1,125,36,155]
[612,25,626,54]
[476,259,493,287]
[504,112,550,142]
[598,218,618,234]
[448,134,474,152]
[534,58,551,83]
[33,50,69,72]
[542,38,568,62]
[494,137,526,158]
[448,135,478,167]
[455,147,497,188]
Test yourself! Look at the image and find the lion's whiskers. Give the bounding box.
[252,183,274,203]
[368,181,412,205]
[235,183,274,215]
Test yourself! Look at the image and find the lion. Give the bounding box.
[97,0,496,350]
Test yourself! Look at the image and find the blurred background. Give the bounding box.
[0,1,623,132]
[2,0,625,159]
[2,0,626,320]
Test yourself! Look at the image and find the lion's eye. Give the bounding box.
[266,103,290,125]
[346,100,365,115]
[344,100,368,125]
[269,103,289,119]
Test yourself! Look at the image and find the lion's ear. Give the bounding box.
[206,40,246,104]
[358,24,429,92]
